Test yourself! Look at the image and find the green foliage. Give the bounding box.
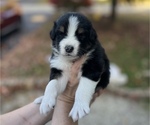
[96,14,149,88]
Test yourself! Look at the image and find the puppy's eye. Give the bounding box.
[57,33,64,39]
[59,26,64,33]
[57,26,66,37]
[78,33,85,40]
[78,28,84,34]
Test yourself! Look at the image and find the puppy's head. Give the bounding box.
[50,12,97,60]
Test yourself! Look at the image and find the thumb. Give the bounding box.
[68,55,86,86]
[63,55,86,98]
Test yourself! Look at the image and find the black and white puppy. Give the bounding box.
[35,12,110,121]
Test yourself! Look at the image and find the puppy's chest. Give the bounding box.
[50,56,73,93]
[50,56,72,71]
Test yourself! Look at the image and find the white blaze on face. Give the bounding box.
[60,16,80,57]
[68,16,79,36]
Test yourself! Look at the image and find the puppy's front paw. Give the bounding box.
[34,96,43,104]
[69,102,90,122]
[40,96,56,115]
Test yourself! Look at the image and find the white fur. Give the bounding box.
[50,55,72,70]
[35,71,71,114]
[39,79,58,114]
[60,37,79,56]
[59,16,80,57]
[68,16,79,36]
[57,70,70,94]
[34,56,73,114]
[69,77,99,122]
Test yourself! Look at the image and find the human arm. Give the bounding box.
[0,102,53,125]
[0,56,103,125]
[0,57,84,125]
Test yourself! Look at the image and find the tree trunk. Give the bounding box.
[110,0,118,21]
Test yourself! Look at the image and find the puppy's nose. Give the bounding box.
[65,45,74,53]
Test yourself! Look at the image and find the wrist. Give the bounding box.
[58,91,75,104]
[52,93,78,125]
[61,81,78,99]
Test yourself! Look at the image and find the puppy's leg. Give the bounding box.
[39,79,58,115]
[69,77,99,122]
[34,68,62,115]
[34,96,43,104]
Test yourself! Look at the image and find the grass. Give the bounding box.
[108,38,149,88]
[93,13,149,88]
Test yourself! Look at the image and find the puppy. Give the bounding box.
[35,12,110,121]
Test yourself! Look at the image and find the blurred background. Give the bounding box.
[0,0,149,125]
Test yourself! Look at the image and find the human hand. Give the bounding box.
[61,56,86,100]
[57,55,103,123]
[59,55,104,104]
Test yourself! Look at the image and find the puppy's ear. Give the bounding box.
[50,22,57,40]
[90,28,97,41]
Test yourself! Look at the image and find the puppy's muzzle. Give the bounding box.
[65,45,74,53]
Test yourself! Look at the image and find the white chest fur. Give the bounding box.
[50,55,72,71]
[50,55,73,93]
[57,71,70,93]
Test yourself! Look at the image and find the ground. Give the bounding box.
[1,90,149,125]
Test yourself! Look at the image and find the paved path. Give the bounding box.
[1,90,149,125]
[47,93,150,125]
[45,93,149,125]
[79,93,149,125]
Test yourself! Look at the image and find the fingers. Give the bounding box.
[71,55,86,76]
[90,88,104,105]
[63,56,86,98]
[68,55,86,86]
[73,55,86,69]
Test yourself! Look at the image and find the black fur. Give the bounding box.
[50,12,110,90]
